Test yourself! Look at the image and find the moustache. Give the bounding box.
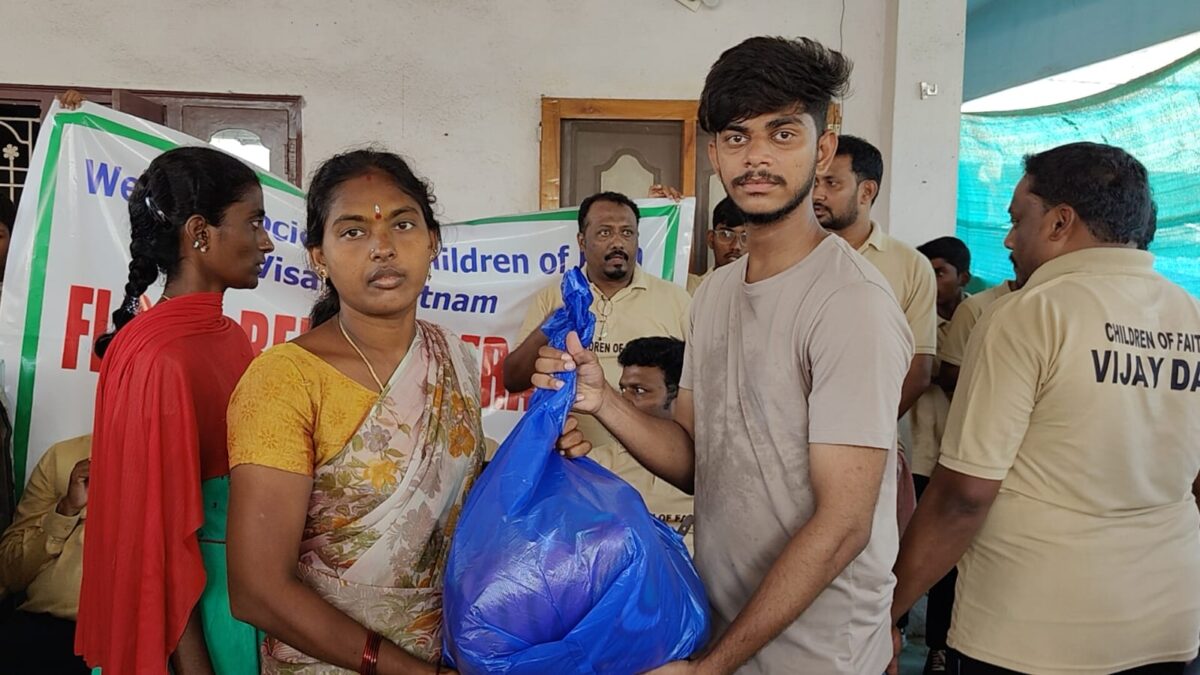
[604,250,629,261]
[733,171,786,187]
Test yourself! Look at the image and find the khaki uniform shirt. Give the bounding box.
[857,222,938,357]
[857,222,938,460]
[910,316,952,477]
[0,435,91,619]
[939,281,1014,368]
[940,248,1200,673]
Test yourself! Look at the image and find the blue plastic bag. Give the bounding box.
[442,267,710,674]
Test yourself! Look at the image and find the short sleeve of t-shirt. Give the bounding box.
[671,283,692,341]
[516,281,564,343]
[808,281,913,450]
[679,276,707,391]
[681,340,695,391]
[938,299,1039,480]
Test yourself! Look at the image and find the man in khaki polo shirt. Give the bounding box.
[909,236,973,673]
[891,142,1200,674]
[0,435,92,674]
[504,190,693,536]
[812,135,935,539]
[616,336,695,546]
[911,235,973,481]
[813,135,937,420]
[648,186,747,296]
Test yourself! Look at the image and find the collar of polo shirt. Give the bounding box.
[1024,247,1154,291]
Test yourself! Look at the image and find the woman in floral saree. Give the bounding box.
[226,150,483,675]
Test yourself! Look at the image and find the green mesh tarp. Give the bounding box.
[957,48,1200,295]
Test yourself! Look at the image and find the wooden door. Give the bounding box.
[560,119,683,207]
[181,105,290,178]
[112,90,165,125]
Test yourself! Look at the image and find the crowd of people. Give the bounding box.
[0,33,1197,675]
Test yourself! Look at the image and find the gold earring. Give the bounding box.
[317,267,328,284]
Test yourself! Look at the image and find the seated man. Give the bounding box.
[618,336,685,420]
[617,336,694,546]
[0,435,92,674]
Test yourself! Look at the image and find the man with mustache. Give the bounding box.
[505,190,693,542]
[532,37,912,674]
[811,133,934,574]
[813,135,937,420]
[892,142,1200,673]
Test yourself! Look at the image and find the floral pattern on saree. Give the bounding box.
[263,322,484,673]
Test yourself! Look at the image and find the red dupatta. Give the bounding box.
[75,292,254,674]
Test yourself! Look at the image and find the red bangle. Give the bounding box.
[360,630,383,675]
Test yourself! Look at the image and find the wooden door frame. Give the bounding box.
[538,97,841,210]
[539,97,698,210]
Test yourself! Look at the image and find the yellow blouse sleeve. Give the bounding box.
[228,346,317,477]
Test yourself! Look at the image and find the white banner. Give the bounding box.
[0,102,693,486]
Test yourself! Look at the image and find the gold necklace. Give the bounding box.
[338,316,385,393]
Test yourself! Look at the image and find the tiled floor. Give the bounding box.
[900,635,929,675]
[901,596,931,674]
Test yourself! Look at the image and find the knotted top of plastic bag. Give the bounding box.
[442,267,709,675]
[492,265,595,511]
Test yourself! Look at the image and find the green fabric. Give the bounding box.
[90,479,259,675]
[198,476,262,675]
[957,47,1200,297]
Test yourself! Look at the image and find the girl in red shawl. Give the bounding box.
[75,146,275,675]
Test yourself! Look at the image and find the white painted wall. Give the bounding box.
[1,0,961,243]
[875,0,968,246]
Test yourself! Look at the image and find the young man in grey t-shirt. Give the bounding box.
[533,36,912,675]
